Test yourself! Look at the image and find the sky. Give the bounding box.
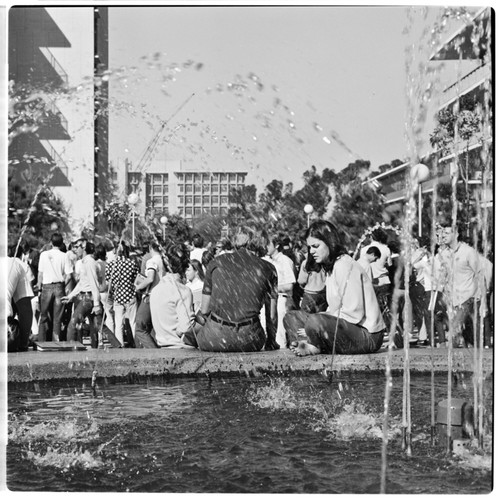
[105,4,470,193]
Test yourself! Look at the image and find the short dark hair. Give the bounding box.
[163,241,190,276]
[84,241,95,255]
[371,228,388,244]
[117,241,130,258]
[51,233,64,248]
[192,233,204,248]
[366,246,381,260]
[94,243,106,261]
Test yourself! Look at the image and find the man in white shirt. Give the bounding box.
[135,240,166,348]
[8,256,34,351]
[190,233,207,262]
[36,233,72,341]
[359,228,392,293]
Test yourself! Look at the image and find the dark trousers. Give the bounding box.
[300,289,328,314]
[135,298,158,348]
[38,283,65,341]
[423,290,448,344]
[284,309,384,354]
[409,280,426,332]
[452,297,482,347]
[67,295,121,348]
[9,297,33,351]
[197,317,266,352]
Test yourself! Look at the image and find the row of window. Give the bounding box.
[178,195,229,205]
[179,207,229,216]
[179,183,244,194]
[176,173,245,183]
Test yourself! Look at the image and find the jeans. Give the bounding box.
[284,309,384,354]
[423,290,448,344]
[67,295,122,348]
[38,283,65,341]
[300,289,328,313]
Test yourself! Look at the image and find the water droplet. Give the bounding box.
[322,136,331,144]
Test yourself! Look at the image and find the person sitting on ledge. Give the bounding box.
[284,220,386,356]
[195,226,279,352]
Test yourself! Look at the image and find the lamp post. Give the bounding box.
[410,163,430,237]
[160,215,168,242]
[304,204,313,228]
[127,192,139,246]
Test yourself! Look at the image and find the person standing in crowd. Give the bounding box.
[190,233,207,262]
[359,228,392,298]
[439,224,488,347]
[36,232,73,342]
[7,255,34,351]
[297,253,327,313]
[284,220,385,356]
[409,239,429,338]
[186,259,205,313]
[149,240,198,349]
[357,246,382,284]
[195,226,279,352]
[215,238,233,256]
[134,240,166,348]
[63,241,117,348]
[94,243,115,345]
[106,241,140,347]
[265,235,296,347]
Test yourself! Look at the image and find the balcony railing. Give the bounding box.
[43,140,69,178]
[39,47,69,86]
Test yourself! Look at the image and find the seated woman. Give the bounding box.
[186,259,205,313]
[284,220,385,356]
[149,240,199,349]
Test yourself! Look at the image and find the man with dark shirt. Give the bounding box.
[196,227,279,352]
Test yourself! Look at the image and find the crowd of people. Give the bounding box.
[7,219,493,355]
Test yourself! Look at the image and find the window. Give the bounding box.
[194,173,201,182]
[178,184,184,193]
[202,184,210,193]
[220,196,228,205]
[178,196,184,204]
[202,173,210,181]
[202,195,210,205]
[202,207,210,214]
[194,207,201,216]
[163,196,168,205]
[211,207,219,215]
[211,196,219,205]
[185,207,193,215]
[152,174,162,184]
[185,184,193,193]
[178,207,184,216]
[220,184,228,193]
[194,195,201,205]
[185,196,193,204]
[194,184,201,193]
[211,173,219,182]
[229,173,236,182]
[163,186,169,194]
[220,207,228,215]
[220,173,228,182]
[153,185,162,195]
[211,185,219,193]
[237,174,245,183]
[185,173,193,182]
[153,197,162,207]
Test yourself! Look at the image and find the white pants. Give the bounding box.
[113,297,137,345]
[276,295,288,348]
[100,291,115,334]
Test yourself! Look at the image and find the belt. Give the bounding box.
[209,313,260,328]
[78,291,93,297]
[44,281,64,285]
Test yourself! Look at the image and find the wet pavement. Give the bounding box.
[7,344,493,383]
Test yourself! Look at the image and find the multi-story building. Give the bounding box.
[8,7,96,235]
[123,146,248,227]
[368,8,492,220]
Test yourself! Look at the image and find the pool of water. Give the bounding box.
[7,373,492,493]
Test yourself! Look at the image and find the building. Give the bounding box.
[367,8,492,223]
[123,143,248,227]
[8,7,96,235]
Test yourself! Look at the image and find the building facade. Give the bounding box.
[369,8,492,220]
[9,7,95,236]
[124,147,247,227]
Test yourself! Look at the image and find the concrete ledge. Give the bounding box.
[7,347,493,384]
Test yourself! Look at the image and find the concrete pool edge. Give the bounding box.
[6,347,493,383]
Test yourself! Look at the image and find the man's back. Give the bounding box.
[203,248,277,322]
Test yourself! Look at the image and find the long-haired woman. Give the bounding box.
[284,220,385,356]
